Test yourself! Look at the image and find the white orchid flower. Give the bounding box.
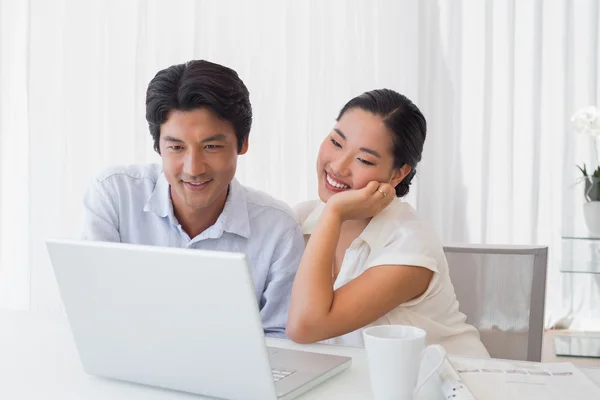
[572,105,600,136]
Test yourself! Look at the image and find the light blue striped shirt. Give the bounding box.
[82,163,304,337]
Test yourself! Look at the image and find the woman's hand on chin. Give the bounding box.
[325,181,394,221]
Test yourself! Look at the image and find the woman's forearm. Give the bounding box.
[287,207,342,340]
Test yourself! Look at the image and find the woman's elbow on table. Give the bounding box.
[286,316,324,344]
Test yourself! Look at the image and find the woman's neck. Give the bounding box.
[340,217,372,238]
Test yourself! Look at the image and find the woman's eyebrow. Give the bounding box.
[333,128,381,158]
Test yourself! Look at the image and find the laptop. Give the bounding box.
[45,239,351,400]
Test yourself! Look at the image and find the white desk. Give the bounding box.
[1,310,599,399]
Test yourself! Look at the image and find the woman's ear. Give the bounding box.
[391,164,412,188]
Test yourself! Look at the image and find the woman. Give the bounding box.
[287,89,489,358]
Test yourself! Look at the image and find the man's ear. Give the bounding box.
[391,164,412,188]
[239,137,249,155]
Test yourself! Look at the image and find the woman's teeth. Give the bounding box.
[326,173,350,189]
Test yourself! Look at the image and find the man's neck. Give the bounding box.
[172,188,229,239]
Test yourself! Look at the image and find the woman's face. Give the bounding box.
[317,108,409,203]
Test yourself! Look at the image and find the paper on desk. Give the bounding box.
[448,357,600,400]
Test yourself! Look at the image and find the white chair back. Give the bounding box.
[444,245,548,361]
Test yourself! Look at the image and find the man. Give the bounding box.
[82,60,304,337]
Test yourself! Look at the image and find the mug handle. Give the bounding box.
[413,344,447,395]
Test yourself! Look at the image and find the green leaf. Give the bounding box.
[577,163,589,176]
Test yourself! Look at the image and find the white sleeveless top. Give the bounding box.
[294,199,489,358]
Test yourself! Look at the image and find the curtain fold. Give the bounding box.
[416,0,600,329]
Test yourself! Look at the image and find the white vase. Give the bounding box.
[583,201,600,235]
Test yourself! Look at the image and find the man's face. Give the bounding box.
[159,108,247,216]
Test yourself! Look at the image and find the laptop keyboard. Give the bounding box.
[271,368,296,382]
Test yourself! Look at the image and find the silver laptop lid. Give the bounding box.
[46,239,278,400]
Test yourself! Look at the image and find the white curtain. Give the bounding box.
[416,0,600,329]
[1,0,599,328]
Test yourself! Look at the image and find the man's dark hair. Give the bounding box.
[146,60,252,153]
[337,89,427,197]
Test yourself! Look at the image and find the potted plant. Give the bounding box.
[572,106,600,235]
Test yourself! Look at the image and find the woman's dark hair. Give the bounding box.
[145,60,252,154]
[337,89,426,197]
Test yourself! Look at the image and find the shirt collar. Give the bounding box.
[301,198,403,249]
[144,174,251,239]
[143,173,173,220]
[215,178,251,238]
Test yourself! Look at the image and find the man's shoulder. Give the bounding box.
[95,163,162,185]
[240,184,298,227]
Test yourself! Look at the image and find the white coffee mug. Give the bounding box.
[363,325,446,400]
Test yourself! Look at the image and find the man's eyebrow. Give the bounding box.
[162,136,184,143]
[201,134,227,143]
[162,134,227,143]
